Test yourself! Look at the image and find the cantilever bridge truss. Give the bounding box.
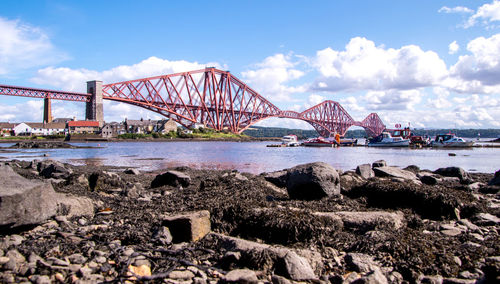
[0,68,385,137]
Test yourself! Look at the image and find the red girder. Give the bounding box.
[0,68,386,137]
[0,84,90,102]
[357,113,386,137]
[101,68,282,132]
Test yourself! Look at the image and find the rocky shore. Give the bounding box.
[0,159,499,283]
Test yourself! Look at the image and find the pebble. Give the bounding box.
[168,270,195,280]
[0,256,10,265]
[68,253,87,264]
[127,264,151,278]
[94,256,107,264]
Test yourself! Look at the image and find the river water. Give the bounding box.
[0,140,499,174]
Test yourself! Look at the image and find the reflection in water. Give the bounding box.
[0,141,499,173]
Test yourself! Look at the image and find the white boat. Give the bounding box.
[281,135,300,147]
[431,133,474,147]
[303,137,338,147]
[367,132,410,147]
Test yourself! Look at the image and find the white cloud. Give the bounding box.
[0,17,67,76]
[427,87,452,109]
[449,41,460,54]
[312,37,448,92]
[32,56,221,92]
[304,94,326,109]
[438,6,474,14]
[241,53,307,103]
[0,100,43,122]
[448,34,500,92]
[364,89,423,111]
[465,0,500,28]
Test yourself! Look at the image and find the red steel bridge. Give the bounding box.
[0,68,385,137]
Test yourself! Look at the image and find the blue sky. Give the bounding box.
[1,0,500,129]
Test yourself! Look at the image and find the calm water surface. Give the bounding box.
[1,141,499,174]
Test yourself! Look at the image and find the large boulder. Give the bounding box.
[372,160,387,168]
[56,195,94,218]
[211,233,317,281]
[0,164,94,229]
[263,170,288,188]
[314,211,405,230]
[373,166,417,180]
[356,164,375,179]
[434,167,471,183]
[0,164,58,228]
[162,210,210,242]
[286,162,340,200]
[488,170,500,186]
[37,160,73,179]
[88,171,125,191]
[151,170,191,188]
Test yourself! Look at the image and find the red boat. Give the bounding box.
[303,137,338,147]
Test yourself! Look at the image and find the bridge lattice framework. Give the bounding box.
[0,68,385,137]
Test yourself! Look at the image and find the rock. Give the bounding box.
[272,275,292,284]
[211,233,317,281]
[127,264,151,278]
[31,275,51,284]
[373,166,417,180]
[233,172,249,182]
[357,268,388,284]
[75,174,89,186]
[124,168,141,175]
[286,162,340,200]
[151,170,191,188]
[474,213,500,226]
[223,269,258,283]
[168,270,195,280]
[152,226,173,245]
[419,173,439,185]
[123,183,143,198]
[0,164,59,228]
[458,219,480,232]
[314,211,405,230]
[263,170,288,188]
[0,235,25,250]
[404,165,421,173]
[5,249,26,272]
[56,195,94,218]
[372,160,387,168]
[37,160,73,179]
[345,253,381,273]
[356,164,375,179]
[419,275,444,284]
[88,171,124,191]
[68,254,87,264]
[488,170,500,186]
[434,167,471,183]
[467,182,484,191]
[283,251,316,281]
[162,210,210,242]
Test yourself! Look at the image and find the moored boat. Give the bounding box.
[303,137,338,147]
[281,135,300,147]
[367,132,410,147]
[431,133,474,147]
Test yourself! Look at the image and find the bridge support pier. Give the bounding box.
[43,98,52,123]
[85,80,103,127]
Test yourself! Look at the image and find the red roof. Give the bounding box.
[68,121,100,127]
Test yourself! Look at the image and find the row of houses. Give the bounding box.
[0,118,178,138]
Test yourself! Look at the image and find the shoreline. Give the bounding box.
[0,159,498,282]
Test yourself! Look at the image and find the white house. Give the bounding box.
[13,123,32,136]
[13,122,66,136]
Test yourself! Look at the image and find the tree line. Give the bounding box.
[243,126,500,138]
